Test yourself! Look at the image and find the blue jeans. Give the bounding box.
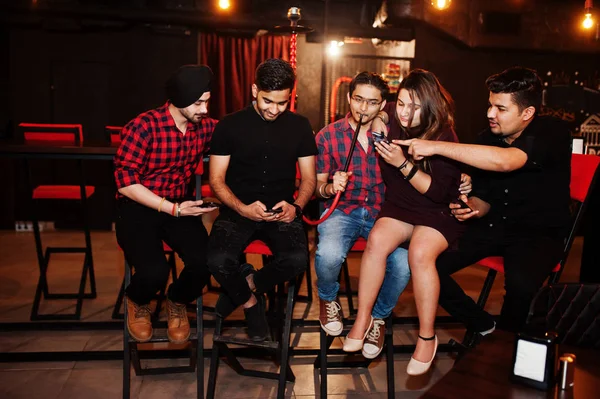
[315,208,410,319]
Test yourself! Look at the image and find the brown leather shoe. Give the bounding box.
[126,299,153,342]
[166,299,190,344]
[362,318,386,359]
[319,299,343,336]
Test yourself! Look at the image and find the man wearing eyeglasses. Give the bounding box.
[314,71,410,359]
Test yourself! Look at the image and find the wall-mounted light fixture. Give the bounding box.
[327,40,344,57]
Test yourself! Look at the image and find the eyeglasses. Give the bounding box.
[351,96,382,107]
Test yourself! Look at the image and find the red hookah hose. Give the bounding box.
[302,115,364,226]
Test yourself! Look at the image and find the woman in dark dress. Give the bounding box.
[343,69,464,375]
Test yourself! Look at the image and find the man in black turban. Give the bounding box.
[114,64,218,344]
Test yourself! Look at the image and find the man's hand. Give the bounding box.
[449,194,484,222]
[240,201,297,223]
[240,201,271,222]
[266,201,297,224]
[331,171,352,193]
[459,173,472,195]
[394,139,439,161]
[178,200,218,216]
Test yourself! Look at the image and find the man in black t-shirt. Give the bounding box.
[397,67,571,333]
[207,59,317,341]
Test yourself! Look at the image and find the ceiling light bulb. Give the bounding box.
[432,0,451,11]
[218,0,231,10]
[582,13,594,29]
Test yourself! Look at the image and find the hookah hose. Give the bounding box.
[302,115,364,226]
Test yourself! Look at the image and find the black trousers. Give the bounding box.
[206,209,308,307]
[436,222,564,333]
[115,199,211,306]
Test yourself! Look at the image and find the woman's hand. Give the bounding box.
[459,173,472,195]
[374,140,406,167]
[371,117,388,137]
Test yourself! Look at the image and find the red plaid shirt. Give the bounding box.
[114,102,216,199]
[315,113,384,219]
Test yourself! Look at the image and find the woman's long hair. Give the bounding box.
[396,69,455,170]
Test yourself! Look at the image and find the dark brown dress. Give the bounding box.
[377,123,465,245]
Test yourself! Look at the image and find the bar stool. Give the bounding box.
[314,316,395,399]
[313,235,394,398]
[19,123,97,320]
[206,241,299,399]
[122,260,204,399]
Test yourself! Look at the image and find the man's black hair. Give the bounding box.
[485,66,543,113]
[255,58,296,92]
[349,71,389,99]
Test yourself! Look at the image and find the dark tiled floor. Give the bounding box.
[0,228,584,398]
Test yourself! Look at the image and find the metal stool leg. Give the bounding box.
[341,260,356,315]
[277,283,296,398]
[206,317,222,399]
[196,295,204,399]
[385,316,395,399]
[123,260,132,399]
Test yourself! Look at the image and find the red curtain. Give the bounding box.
[199,33,290,120]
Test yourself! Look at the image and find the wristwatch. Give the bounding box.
[292,203,303,218]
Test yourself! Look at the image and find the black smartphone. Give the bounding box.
[199,201,221,208]
[372,131,390,145]
[455,198,472,211]
[265,208,283,214]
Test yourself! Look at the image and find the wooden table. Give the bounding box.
[0,139,118,160]
[423,331,600,399]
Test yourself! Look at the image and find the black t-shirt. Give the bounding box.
[209,105,318,209]
[470,116,571,236]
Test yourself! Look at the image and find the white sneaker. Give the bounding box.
[319,300,343,336]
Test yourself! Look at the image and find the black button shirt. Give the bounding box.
[470,116,571,237]
[209,105,318,209]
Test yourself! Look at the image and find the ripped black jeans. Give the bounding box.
[206,208,308,307]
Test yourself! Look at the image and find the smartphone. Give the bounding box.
[199,201,221,208]
[455,198,472,211]
[372,131,390,145]
[265,208,283,214]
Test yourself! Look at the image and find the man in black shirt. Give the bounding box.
[207,59,317,340]
[397,67,571,333]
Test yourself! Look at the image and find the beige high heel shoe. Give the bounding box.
[407,334,438,376]
[343,316,373,352]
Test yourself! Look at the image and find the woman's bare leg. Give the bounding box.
[409,226,448,362]
[347,218,413,339]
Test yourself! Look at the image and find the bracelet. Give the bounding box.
[376,113,387,124]
[171,202,177,216]
[404,165,419,181]
[158,197,166,213]
[318,183,331,198]
[398,159,409,171]
[176,203,181,218]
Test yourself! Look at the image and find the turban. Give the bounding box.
[166,65,213,108]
